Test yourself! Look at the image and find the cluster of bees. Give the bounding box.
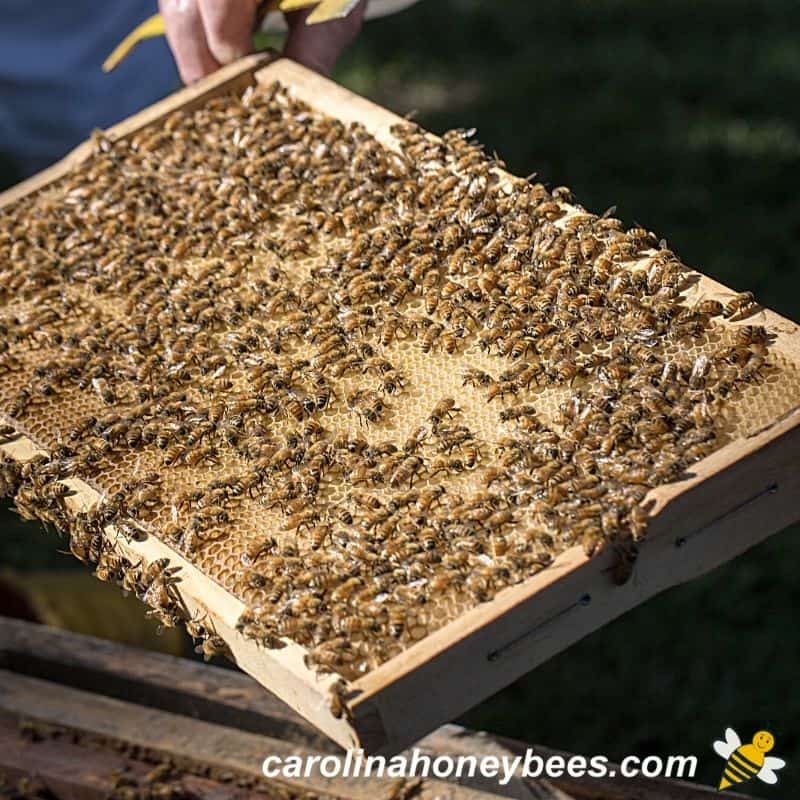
[0,80,773,681]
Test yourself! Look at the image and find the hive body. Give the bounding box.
[1,57,799,750]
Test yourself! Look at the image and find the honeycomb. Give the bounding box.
[1,79,799,682]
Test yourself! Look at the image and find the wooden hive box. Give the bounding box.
[0,617,758,800]
[1,54,799,754]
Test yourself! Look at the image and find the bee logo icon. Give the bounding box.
[713,728,785,790]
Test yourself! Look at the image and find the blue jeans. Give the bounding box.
[0,0,179,178]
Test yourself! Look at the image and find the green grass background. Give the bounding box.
[1,0,798,792]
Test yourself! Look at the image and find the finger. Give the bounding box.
[160,0,220,84]
[199,0,258,66]
[283,0,367,75]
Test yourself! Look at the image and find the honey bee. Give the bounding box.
[329,505,353,525]
[285,509,319,531]
[283,394,306,423]
[413,484,444,511]
[196,635,230,662]
[486,381,518,403]
[429,397,459,426]
[242,537,277,566]
[689,354,711,389]
[348,489,381,512]
[241,568,267,590]
[377,370,404,395]
[609,542,637,585]
[90,377,116,404]
[429,455,467,477]
[0,455,22,498]
[304,641,350,672]
[387,605,407,638]
[489,532,509,558]
[390,456,426,488]
[625,225,658,248]
[335,433,369,456]
[734,325,769,346]
[549,359,580,385]
[434,425,475,453]
[359,505,390,530]
[68,520,105,564]
[326,352,362,378]
[383,490,417,515]
[694,298,724,316]
[330,576,363,605]
[183,444,219,467]
[307,524,332,550]
[377,312,408,346]
[462,368,493,388]
[461,443,481,468]
[184,611,209,641]
[8,389,32,418]
[424,571,456,595]
[439,326,465,354]
[40,482,76,500]
[94,552,127,583]
[356,355,389,379]
[161,444,186,467]
[334,614,365,637]
[485,508,514,530]
[399,425,427,454]
[723,291,758,321]
[328,681,351,720]
[499,404,538,423]
[347,390,387,426]
[420,322,445,353]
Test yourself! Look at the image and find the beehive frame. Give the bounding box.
[1,54,799,754]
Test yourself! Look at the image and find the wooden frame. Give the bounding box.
[1,54,799,755]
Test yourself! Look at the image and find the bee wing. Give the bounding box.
[713,728,741,759]
[713,741,735,759]
[757,756,786,784]
[757,767,780,785]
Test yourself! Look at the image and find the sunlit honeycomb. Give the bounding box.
[1,79,798,681]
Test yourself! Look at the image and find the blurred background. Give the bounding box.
[1,0,798,791]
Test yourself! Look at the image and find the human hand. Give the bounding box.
[159,0,367,84]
